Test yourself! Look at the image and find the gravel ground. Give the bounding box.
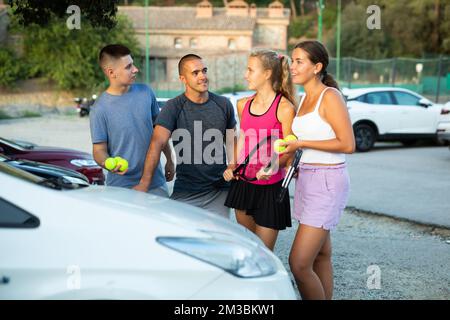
[274,208,450,300]
[2,115,450,300]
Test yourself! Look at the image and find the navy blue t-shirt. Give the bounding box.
[155,92,236,193]
[89,83,166,189]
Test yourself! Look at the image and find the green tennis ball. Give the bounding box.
[274,139,286,153]
[117,158,128,172]
[285,134,297,143]
[104,157,117,170]
[114,156,123,163]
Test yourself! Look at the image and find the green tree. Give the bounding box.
[327,1,387,59]
[442,4,450,52]
[10,13,139,90]
[0,47,26,87]
[7,0,119,28]
[326,0,449,58]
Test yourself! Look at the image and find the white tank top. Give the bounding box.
[292,87,346,164]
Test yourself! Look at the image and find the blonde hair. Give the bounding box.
[250,49,297,106]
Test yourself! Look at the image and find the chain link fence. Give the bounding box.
[136,55,450,103]
[329,56,450,103]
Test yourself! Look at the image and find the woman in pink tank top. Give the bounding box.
[223,49,297,251]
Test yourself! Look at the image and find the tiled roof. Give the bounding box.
[118,6,288,31]
[140,46,248,58]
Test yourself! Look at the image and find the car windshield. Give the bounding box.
[11,139,36,149]
[0,162,89,190]
[0,137,34,150]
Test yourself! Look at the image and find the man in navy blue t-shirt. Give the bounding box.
[89,44,174,197]
[133,54,237,218]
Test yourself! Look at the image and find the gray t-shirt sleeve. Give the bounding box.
[225,99,237,129]
[154,100,179,132]
[90,107,108,144]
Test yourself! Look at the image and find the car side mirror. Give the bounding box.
[418,98,432,108]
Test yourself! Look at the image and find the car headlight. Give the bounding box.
[157,231,278,278]
[70,159,99,167]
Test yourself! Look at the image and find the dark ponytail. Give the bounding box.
[294,41,339,90]
[321,70,339,89]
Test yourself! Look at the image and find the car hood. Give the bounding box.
[26,146,93,159]
[6,158,89,181]
[66,185,262,244]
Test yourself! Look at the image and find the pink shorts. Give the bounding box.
[293,163,350,230]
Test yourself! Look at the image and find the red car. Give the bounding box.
[0,137,104,185]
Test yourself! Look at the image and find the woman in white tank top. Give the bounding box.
[278,41,355,300]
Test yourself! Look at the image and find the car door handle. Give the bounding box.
[1,276,10,285]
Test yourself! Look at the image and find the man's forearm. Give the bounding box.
[139,140,164,188]
[93,149,109,168]
[226,128,238,168]
[162,141,173,164]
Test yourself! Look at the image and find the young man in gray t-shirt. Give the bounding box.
[90,44,174,197]
[133,54,237,217]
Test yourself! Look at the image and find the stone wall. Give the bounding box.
[148,52,249,94]
[0,79,79,117]
[135,33,252,52]
[253,23,288,51]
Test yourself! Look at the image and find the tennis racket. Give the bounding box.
[213,134,280,188]
[232,134,280,181]
[277,149,303,203]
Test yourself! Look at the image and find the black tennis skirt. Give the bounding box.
[224,179,292,230]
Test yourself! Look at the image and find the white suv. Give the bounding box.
[343,87,445,151]
[437,101,450,146]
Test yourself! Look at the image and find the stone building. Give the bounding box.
[118,1,290,93]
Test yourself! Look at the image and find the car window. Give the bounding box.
[157,101,166,109]
[392,91,421,106]
[365,92,393,105]
[356,95,366,103]
[0,197,39,228]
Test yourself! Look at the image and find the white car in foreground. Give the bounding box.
[343,87,445,151]
[0,162,296,300]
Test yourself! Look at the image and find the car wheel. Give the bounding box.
[433,137,449,146]
[401,139,418,147]
[354,124,376,152]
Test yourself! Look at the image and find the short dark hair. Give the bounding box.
[178,54,202,75]
[99,44,131,66]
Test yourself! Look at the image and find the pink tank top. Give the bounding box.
[239,93,285,185]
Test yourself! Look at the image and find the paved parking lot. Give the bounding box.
[286,142,450,228]
[346,143,450,228]
[2,115,450,299]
